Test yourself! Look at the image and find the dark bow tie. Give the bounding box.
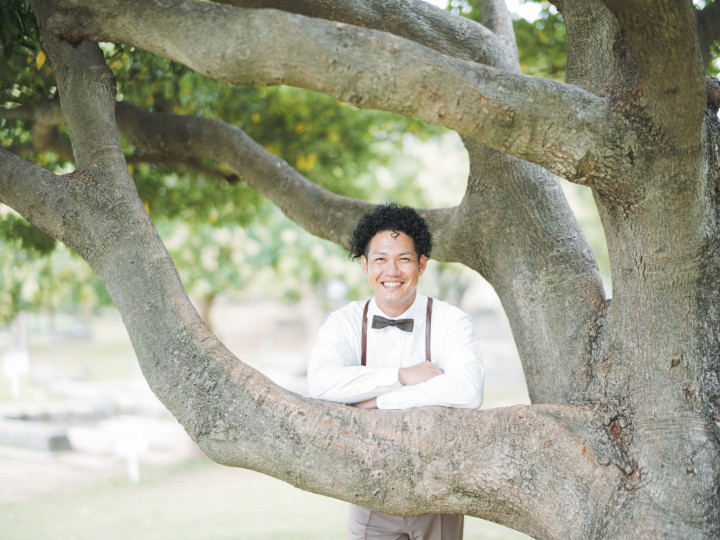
[371,315,414,332]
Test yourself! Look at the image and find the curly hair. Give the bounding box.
[348,204,433,261]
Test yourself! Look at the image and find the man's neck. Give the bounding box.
[374,293,419,318]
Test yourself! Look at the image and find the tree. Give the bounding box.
[1,0,720,537]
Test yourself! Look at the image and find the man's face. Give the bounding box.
[361,230,427,317]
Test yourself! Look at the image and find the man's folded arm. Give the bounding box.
[308,311,402,403]
[377,312,484,410]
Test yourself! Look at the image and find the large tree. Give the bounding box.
[2,0,720,537]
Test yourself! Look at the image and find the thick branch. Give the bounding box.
[32,0,126,171]
[559,0,637,97]
[49,0,617,188]
[600,0,705,145]
[199,392,623,539]
[217,0,519,72]
[697,0,720,69]
[476,0,519,62]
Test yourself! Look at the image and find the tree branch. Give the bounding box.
[49,0,617,188]
[2,100,74,158]
[198,393,624,539]
[32,1,126,172]
[0,148,72,241]
[558,0,637,97]
[600,0,705,145]
[476,0,519,62]
[453,137,606,404]
[114,102,465,256]
[697,0,720,69]
[216,0,519,72]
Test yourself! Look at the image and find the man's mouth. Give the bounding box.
[382,281,402,288]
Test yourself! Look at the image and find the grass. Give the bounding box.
[0,457,529,540]
[1,305,531,539]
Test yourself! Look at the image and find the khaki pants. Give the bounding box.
[347,504,464,540]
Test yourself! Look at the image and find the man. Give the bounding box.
[308,203,484,540]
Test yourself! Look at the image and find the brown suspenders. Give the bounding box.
[361,297,433,366]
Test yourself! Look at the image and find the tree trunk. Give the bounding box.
[1,0,719,537]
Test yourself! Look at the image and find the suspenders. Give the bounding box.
[361,297,433,366]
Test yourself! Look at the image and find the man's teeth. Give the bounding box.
[384,282,401,288]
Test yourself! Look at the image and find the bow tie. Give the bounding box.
[371,315,414,332]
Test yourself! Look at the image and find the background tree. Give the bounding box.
[3,0,720,538]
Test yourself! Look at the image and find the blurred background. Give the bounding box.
[0,1,612,538]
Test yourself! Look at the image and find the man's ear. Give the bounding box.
[418,255,427,276]
[361,255,368,275]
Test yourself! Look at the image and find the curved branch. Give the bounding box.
[454,136,606,404]
[50,0,616,188]
[0,148,72,241]
[476,0,519,62]
[114,101,464,256]
[188,386,625,540]
[697,0,720,69]
[216,0,519,72]
[600,0,705,144]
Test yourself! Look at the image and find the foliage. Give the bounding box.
[514,9,566,80]
[0,213,110,325]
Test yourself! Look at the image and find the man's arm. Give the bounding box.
[375,308,484,410]
[308,308,403,404]
[350,361,444,408]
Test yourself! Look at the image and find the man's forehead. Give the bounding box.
[367,230,416,254]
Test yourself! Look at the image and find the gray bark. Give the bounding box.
[1,0,720,537]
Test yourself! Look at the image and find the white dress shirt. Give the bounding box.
[308,294,484,410]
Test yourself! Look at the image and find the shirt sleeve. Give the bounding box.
[376,309,484,410]
[307,310,402,404]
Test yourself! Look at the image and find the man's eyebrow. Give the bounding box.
[369,250,415,257]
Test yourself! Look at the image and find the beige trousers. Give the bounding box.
[347,504,464,540]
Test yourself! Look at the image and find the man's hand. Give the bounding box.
[398,361,443,386]
[351,397,378,409]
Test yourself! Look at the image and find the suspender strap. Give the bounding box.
[361,297,433,367]
[361,300,370,367]
[425,297,433,363]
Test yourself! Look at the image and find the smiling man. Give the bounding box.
[308,204,484,540]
